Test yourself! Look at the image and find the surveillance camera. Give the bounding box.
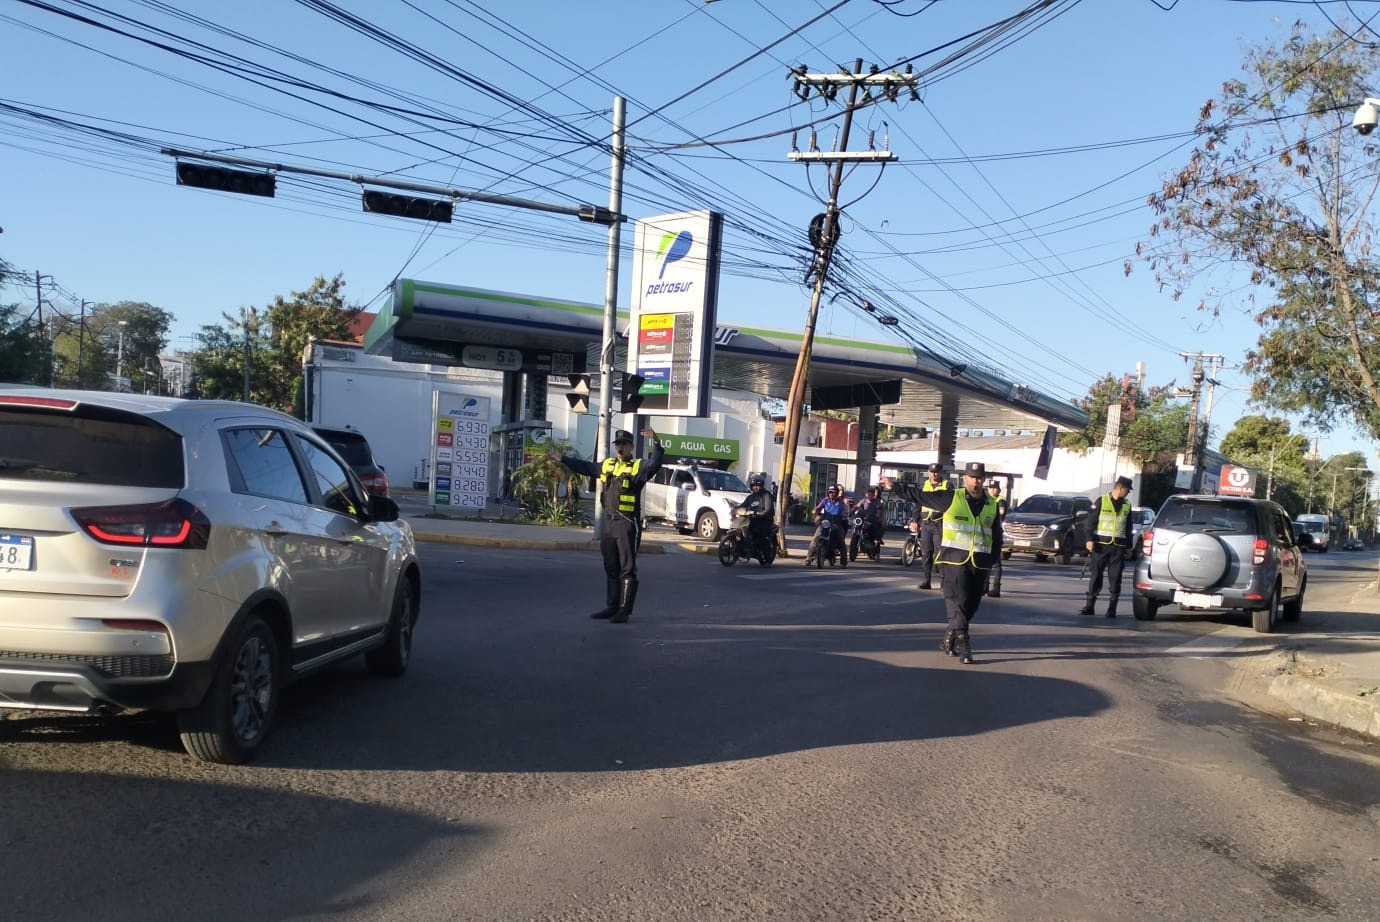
[1353,99,1380,135]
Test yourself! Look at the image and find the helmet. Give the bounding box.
[749,475,765,488]
[825,485,838,494]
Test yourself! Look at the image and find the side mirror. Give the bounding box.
[368,494,400,523]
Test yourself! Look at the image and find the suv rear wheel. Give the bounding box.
[1132,593,1159,621]
[1252,584,1280,634]
[178,614,279,764]
[1281,577,1305,622]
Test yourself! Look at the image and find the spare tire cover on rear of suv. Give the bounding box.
[1166,533,1230,591]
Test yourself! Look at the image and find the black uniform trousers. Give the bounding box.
[918,518,943,584]
[940,561,987,631]
[601,515,641,581]
[1084,543,1127,610]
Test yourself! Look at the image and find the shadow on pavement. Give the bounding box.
[0,767,475,922]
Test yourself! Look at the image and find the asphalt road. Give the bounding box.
[2,542,1378,921]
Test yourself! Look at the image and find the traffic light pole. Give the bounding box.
[594,97,626,539]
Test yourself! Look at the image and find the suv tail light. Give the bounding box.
[362,471,390,495]
[1252,537,1268,566]
[1142,528,1153,556]
[71,498,210,549]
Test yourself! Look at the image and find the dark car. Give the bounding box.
[312,425,390,496]
[1001,494,1093,564]
[1132,494,1305,633]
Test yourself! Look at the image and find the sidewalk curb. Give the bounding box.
[1267,674,1380,740]
[411,531,667,554]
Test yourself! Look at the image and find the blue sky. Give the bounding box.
[1,0,1376,472]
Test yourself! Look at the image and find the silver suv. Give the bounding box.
[0,388,421,763]
[1131,494,1305,633]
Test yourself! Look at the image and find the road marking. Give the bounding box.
[1162,632,1250,658]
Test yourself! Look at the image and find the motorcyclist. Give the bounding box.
[810,485,849,565]
[849,485,887,561]
[741,474,776,557]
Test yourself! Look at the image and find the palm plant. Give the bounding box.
[509,439,587,525]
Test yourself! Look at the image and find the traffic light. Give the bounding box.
[619,373,646,413]
[565,374,591,414]
[362,190,453,223]
[176,163,275,198]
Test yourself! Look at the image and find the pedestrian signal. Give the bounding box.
[565,374,591,413]
[619,373,647,413]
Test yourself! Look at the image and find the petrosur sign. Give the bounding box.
[628,209,724,418]
[658,433,739,461]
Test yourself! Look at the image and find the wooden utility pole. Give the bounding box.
[774,61,913,551]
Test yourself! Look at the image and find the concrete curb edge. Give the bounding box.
[1267,673,1380,740]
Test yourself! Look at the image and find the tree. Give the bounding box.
[1141,24,1380,439]
[0,303,47,384]
[188,275,360,410]
[1217,415,1310,512]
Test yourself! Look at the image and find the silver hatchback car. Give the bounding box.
[1131,494,1305,633]
[0,388,421,763]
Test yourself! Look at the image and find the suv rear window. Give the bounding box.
[0,406,183,488]
[316,431,374,468]
[1156,499,1253,533]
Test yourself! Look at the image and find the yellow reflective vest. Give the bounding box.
[600,457,642,515]
[1094,494,1130,544]
[938,490,998,567]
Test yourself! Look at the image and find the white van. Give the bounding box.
[643,463,750,541]
[1292,513,1332,552]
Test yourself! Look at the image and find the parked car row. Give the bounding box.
[0,388,420,764]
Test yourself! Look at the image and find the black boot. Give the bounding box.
[940,630,956,656]
[988,584,1001,598]
[956,630,974,665]
[609,577,638,623]
[1105,600,1118,619]
[590,577,620,619]
[1077,601,1094,616]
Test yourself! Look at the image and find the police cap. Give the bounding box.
[613,429,635,445]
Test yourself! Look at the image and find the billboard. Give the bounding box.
[627,210,724,417]
[1218,463,1256,497]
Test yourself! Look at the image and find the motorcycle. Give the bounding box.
[848,515,884,562]
[899,522,920,567]
[718,507,776,568]
[805,515,848,569]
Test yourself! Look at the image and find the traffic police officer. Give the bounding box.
[1080,475,1135,618]
[913,462,950,589]
[884,462,998,664]
[553,427,663,623]
[985,479,1007,598]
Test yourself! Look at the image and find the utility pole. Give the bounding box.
[774,61,912,550]
[1179,354,1204,490]
[593,96,626,540]
[242,322,250,402]
[76,300,87,385]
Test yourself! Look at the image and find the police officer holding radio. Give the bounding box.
[552,427,663,623]
[1080,475,1135,618]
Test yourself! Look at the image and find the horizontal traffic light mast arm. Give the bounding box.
[160,148,624,225]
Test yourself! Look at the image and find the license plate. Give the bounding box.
[1014,538,1031,546]
[1174,590,1223,608]
[0,534,35,572]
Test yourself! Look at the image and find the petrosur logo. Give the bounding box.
[645,229,695,297]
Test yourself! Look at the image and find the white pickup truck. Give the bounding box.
[642,463,751,541]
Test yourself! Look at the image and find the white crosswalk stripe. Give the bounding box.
[1162,632,1253,658]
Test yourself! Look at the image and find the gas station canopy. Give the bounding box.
[363,279,1089,433]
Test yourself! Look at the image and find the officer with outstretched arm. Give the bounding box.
[551,428,662,624]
